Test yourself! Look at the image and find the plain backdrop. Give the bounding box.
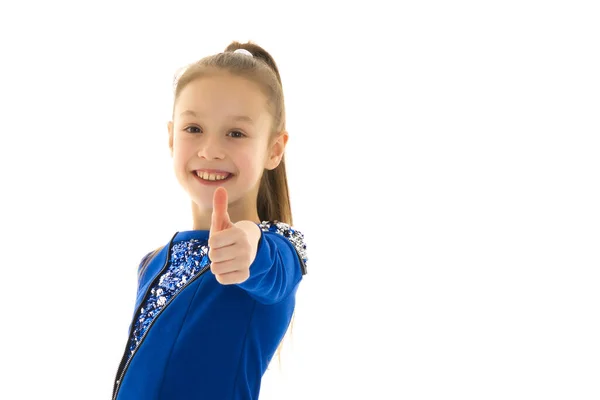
[0,1,599,399]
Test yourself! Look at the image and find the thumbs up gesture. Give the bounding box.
[208,187,258,285]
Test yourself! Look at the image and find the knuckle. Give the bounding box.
[210,262,219,274]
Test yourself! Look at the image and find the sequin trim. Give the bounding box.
[125,220,308,363]
[126,238,209,364]
[258,220,308,270]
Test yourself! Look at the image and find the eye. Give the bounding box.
[184,126,201,134]
[228,130,246,138]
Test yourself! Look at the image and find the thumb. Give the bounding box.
[211,187,233,233]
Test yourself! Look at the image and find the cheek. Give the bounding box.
[235,146,264,176]
[173,134,194,155]
[172,141,192,172]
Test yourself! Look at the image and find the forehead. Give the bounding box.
[175,73,269,118]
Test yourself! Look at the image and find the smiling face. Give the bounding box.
[168,71,288,229]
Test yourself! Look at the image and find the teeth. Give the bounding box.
[196,171,230,181]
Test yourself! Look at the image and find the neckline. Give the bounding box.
[172,230,210,243]
[172,222,264,243]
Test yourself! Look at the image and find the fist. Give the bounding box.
[208,187,254,285]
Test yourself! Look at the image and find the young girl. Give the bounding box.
[112,41,308,400]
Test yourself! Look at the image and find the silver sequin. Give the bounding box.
[259,220,309,268]
[125,221,308,363]
[126,238,209,360]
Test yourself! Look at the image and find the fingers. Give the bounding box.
[214,269,250,285]
[210,258,246,275]
[208,236,250,264]
[207,225,245,251]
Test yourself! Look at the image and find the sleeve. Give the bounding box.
[136,247,163,297]
[236,221,308,305]
[127,250,157,334]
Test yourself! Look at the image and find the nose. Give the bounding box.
[197,134,224,160]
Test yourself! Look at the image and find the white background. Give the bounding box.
[0,1,599,399]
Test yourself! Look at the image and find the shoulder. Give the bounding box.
[137,245,166,282]
[258,220,308,272]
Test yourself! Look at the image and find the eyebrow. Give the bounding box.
[180,110,254,123]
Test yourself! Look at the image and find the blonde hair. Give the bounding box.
[172,41,296,363]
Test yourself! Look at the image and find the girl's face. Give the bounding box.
[168,72,286,223]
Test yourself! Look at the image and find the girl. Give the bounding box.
[112,41,308,400]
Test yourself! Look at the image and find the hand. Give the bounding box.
[208,187,257,285]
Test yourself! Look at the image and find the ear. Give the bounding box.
[167,121,174,157]
[265,131,289,170]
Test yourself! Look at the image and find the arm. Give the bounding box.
[235,221,306,305]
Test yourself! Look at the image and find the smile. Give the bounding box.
[194,171,234,185]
